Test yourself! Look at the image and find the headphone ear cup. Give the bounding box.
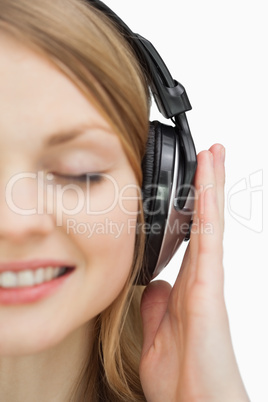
[141,121,162,225]
[139,121,177,284]
[139,121,162,284]
[139,120,193,285]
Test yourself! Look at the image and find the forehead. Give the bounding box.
[0,32,110,141]
[0,32,87,108]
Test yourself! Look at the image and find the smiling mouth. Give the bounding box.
[0,266,74,289]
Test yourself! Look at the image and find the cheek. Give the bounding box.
[57,176,139,314]
[62,176,138,257]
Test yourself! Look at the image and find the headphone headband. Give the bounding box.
[89,0,191,118]
[89,0,197,209]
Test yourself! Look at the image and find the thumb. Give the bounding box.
[140,280,172,358]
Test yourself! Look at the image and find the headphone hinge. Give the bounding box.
[136,35,192,119]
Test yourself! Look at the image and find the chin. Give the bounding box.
[0,338,47,357]
[0,319,63,357]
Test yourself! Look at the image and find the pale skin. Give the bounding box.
[0,33,249,401]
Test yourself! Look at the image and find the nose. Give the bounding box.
[0,170,54,242]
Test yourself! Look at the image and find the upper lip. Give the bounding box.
[0,260,75,273]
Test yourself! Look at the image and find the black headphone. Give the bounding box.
[89,0,197,285]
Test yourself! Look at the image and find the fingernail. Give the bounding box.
[208,151,214,166]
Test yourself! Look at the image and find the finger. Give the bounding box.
[168,242,196,315]
[209,143,225,232]
[193,151,224,287]
[172,148,225,299]
[189,150,217,261]
[140,280,172,358]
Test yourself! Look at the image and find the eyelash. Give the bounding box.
[50,173,103,184]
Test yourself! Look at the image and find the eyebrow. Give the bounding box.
[44,127,88,147]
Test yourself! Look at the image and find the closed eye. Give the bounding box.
[50,173,103,184]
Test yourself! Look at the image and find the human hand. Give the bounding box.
[139,145,250,402]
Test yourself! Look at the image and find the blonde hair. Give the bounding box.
[0,0,150,400]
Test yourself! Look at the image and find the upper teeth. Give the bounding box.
[0,266,65,288]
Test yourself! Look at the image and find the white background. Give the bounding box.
[105,1,267,400]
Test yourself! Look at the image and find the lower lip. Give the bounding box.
[0,269,74,305]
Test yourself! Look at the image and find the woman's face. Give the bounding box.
[0,33,139,355]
